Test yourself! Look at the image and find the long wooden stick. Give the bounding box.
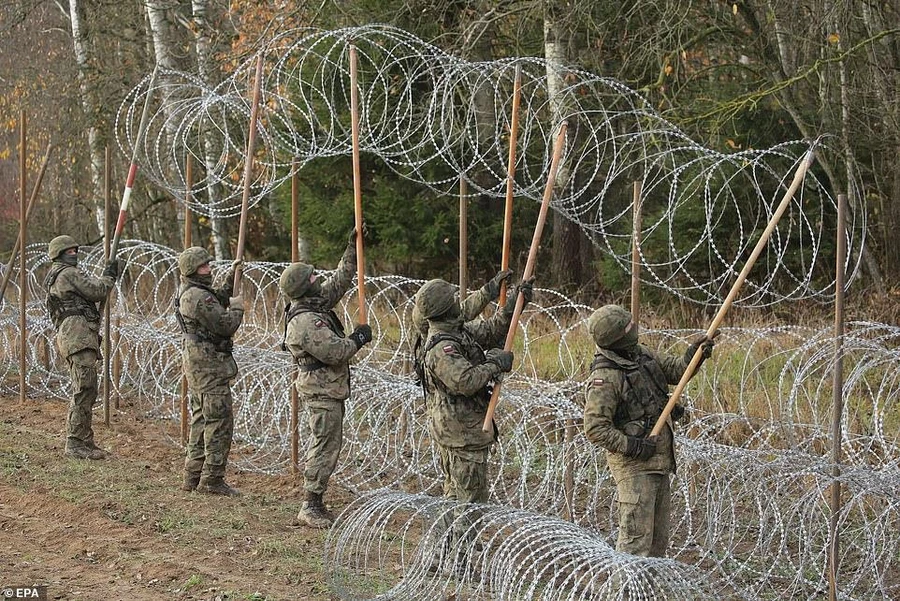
[1,142,52,303]
[459,175,468,294]
[649,146,818,436]
[630,180,643,321]
[110,67,158,260]
[827,192,847,601]
[232,54,264,291]
[349,44,367,324]
[18,111,26,405]
[290,157,300,475]
[482,121,568,432]
[499,66,522,307]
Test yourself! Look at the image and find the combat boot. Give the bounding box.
[64,445,106,460]
[297,492,334,529]
[181,472,201,492]
[196,475,241,497]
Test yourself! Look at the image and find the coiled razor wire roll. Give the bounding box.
[116,24,864,307]
[1,241,899,599]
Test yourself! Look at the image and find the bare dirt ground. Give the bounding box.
[0,394,353,601]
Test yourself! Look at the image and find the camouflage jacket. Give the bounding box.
[422,309,511,451]
[177,274,243,391]
[583,345,687,477]
[284,245,358,400]
[45,262,114,358]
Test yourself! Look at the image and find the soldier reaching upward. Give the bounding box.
[280,226,372,528]
[44,235,119,460]
[176,247,244,496]
[583,305,713,557]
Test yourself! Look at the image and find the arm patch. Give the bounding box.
[314,319,328,328]
[591,378,609,387]
[442,344,457,355]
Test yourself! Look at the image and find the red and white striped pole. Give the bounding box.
[110,67,158,258]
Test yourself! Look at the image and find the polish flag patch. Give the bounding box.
[442,344,457,354]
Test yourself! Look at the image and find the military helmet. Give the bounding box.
[178,246,213,276]
[279,262,315,298]
[588,305,633,348]
[415,279,457,321]
[48,235,79,261]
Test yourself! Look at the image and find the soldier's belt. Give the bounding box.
[296,357,327,372]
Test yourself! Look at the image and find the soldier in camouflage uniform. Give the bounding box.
[415,276,533,555]
[45,236,119,460]
[280,226,372,528]
[583,305,713,557]
[176,247,244,496]
[411,268,513,387]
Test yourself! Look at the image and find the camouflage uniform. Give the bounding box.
[44,236,116,460]
[417,278,527,554]
[176,247,244,496]
[281,233,371,528]
[583,305,710,557]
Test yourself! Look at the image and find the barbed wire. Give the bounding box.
[1,241,897,599]
[116,24,864,307]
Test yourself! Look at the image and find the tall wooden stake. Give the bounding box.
[18,111,26,405]
[290,157,300,475]
[233,54,264,291]
[828,193,847,601]
[459,175,468,295]
[499,66,523,307]
[349,45,367,324]
[630,180,643,321]
[650,146,818,436]
[483,121,568,432]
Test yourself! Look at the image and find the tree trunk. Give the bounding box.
[67,0,104,239]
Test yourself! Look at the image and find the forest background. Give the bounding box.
[0,0,898,310]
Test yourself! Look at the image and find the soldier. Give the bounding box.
[583,305,713,557]
[415,276,532,556]
[175,247,244,497]
[280,226,372,528]
[411,268,513,389]
[45,236,118,460]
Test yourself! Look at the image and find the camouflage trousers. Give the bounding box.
[184,386,234,478]
[302,396,344,495]
[437,446,490,552]
[614,472,671,557]
[65,349,99,449]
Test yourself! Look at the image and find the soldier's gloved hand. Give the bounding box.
[484,348,514,373]
[684,334,715,368]
[229,296,244,312]
[347,222,369,245]
[503,277,535,317]
[102,260,120,280]
[671,404,689,423]
[349,324,373,349]
[624,435,658,461]
[484,269,513,300]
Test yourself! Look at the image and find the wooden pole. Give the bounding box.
[499,66,523,307]
[649,147,818,436]
[103,146,112,425]
[459,175,468,295]
[630,180,643,322]
[180,154,193,445]
[483,121,568,432]
[349,45,367,324]
[1,142,52,303]
[828,193,847,601]
[233,53,265,291]
[290,157,300,475]
[18,110,26,405]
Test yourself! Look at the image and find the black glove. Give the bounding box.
[503,277,535,316]
[624,435,658,461]
[684,335,714,368]
[347,222,369,245]
[671,404,688,423]
[484,269,513,300]
[103,260,120,280]
[348,324,373,349]
[484,348,514,373]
